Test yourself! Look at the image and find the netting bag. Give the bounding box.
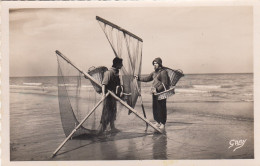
[57,53,105,137]
[96,16,142,108]
[87,66,108,94]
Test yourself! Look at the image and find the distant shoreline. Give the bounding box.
[9,72,254,78]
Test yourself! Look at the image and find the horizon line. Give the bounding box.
[9,72,254,78]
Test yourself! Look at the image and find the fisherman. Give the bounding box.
[98,57,123,134]
[135,57,170,131]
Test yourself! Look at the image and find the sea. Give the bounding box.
[10,73,253,103]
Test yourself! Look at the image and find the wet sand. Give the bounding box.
[10,92,254,160]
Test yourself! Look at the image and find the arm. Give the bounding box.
[138,72,154,82]
[102,84,106,98]
[102,71,110,97]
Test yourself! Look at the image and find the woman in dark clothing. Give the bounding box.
[136,57,170,131]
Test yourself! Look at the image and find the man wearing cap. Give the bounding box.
[136,57,170,131]
[98,57,123,134]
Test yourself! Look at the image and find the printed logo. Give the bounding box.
[229,139,247,152]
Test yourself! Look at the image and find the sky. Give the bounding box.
[9,6,253,77]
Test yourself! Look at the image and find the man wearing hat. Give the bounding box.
[136,57,170,131]
[98,57,123,134]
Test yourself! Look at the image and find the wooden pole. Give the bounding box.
[108,91,162,132]
[134,78,148,131]
[96,16,143,42]
[51,92,109,158]
[56,50,163,134]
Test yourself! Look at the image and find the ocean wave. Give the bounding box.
[58,84,77,87]
[175,85,193,89]
[241,99,254,102]
[81,85,95,88]
[175,89,208,94]
[10,85,44,89]
[10,84,95,91]
[193,85,221,89]
[10,85,58,92]
[244,93,253,96]
[23,82,43,86]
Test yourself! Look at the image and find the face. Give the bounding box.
[153,61,159,70]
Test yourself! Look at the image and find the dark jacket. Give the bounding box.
[139,68,170,93]
[102,67,121,93]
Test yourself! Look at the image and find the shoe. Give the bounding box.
[153,122,160,127]
[110,127,120,133]
[159,124,165,131]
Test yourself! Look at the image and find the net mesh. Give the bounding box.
[96,16,150,132]
[57,53,150,138]
[57,55,104,137]
[97,16,143,108]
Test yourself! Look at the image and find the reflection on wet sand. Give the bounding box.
[100,140,118,160]
[153,134,167,159]
[98,131,148,160]
[126,139,138,159]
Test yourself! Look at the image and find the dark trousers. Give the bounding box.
[100,94,117,130]
[152,95,167,125]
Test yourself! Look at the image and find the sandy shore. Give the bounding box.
[10,92,254,160]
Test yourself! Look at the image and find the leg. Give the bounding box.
[158,99,167,125]
[152,95,159,123]
[109,96,118,130]
[157,99,167,131]
[99,95,111,133]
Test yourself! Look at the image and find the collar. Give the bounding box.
[155,67,163,72]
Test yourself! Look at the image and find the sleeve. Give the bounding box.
[102,71,111,85]
[156,70,170,92]
[139,72,154,82]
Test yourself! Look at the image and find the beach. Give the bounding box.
[10,83,254,160]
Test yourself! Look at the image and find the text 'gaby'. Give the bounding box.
[229,139,247,152]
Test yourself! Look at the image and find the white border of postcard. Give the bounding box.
[1,0,260,166]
